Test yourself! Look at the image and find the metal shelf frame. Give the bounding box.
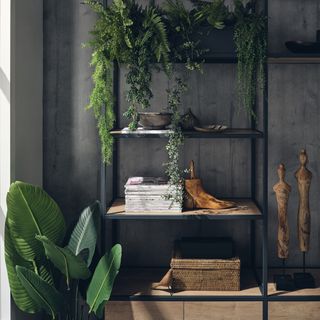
[110,128,264,139]
[100,1,320,319]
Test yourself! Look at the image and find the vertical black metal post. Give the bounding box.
[100,0,109,258]
[262,0,269,318]
[112,61,120,247]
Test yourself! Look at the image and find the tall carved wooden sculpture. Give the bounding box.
[295,149,312,252]
[294,149,315,288]
[273,164,294,290]
[273,163,291,260]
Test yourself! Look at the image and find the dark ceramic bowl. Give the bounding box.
[138,112,172,130]
[285,41,320,54]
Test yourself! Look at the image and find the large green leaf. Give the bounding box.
[4,223,40,313]
[6,181,66,262]
[16,266,64,320]
[87,244,122,318]
[67,201,100,267]
[5,222,55,314]
[36,235,91,288]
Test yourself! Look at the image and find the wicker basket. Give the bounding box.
[170,257,241,291]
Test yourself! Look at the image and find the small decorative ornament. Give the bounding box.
[180,109,199,130]
[184,160,235,210]
[193,124,228,132]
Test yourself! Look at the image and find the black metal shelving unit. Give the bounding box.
[100,1,320,319]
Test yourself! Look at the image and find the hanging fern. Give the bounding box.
[124,4,171,130]
[164,0,207,71]
[233,1,267,118]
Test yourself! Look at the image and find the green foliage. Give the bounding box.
[123,4,171,130]
[5,181,121,320]
[194,0,229,29]
[5,224,42,314]
[67,201,100,267]
[6,181,66,263]
[36,235,91,289]
[5,180,63,313]
[233,0,267,117]
[16,266,64,320]
[87,244,122,318]
[164,78,187,206]
[164,0,205,71]
[88,51,115,164]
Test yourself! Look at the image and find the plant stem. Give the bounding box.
[74,280,79,320]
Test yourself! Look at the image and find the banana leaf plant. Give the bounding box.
[5,181,122,320]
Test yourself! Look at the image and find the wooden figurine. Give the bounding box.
[273,163,291,259]
[295,149,312,253]
[273,163,295,291]
[184,160,236,210]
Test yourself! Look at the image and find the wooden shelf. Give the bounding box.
[105,198,262,220]
[268,269,320,299]
[268,54,320,64]
[110,128,263,139]
[110,268,320,302]
[111,268,261,301]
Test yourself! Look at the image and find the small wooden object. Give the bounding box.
[295,149,312,253]
[184,161,236,210]
[273,164,291,259]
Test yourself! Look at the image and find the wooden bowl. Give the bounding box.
[139,112,172,130]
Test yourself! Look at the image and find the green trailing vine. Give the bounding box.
[88,52,114,164]
[164,78,187,206]
[233,0,267,118]
[84,0,134,163]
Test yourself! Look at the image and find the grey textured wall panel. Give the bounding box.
[43,0,100,227]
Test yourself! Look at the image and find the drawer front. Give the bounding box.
[105,301,183,320]
[269,302,320,320]
[184,302,262,320]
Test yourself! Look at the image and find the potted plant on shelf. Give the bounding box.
[5,181,121,319]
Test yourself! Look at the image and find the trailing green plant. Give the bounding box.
[84,0,124,164]
[233,0,267,118]
[5,181,122,319]
[164,78,187,206]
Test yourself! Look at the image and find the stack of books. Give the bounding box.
[125,177,182,213]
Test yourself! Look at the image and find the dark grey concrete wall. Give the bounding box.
[43,0,320,276]
[43,0,100,228]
